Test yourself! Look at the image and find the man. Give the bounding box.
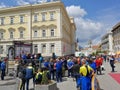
[25,63,35,90]
[18,64,26,90]
[67,58,74,77]
[109,55,115,72]
[79,59,94,90]
[35,69,43,84]
[95,56,103,75]
[55,58,63,82]
[72,61,81,88]
[0,60,6,80]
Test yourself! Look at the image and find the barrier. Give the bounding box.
[91,75,100,90]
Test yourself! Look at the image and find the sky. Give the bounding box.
[0,0,120,47]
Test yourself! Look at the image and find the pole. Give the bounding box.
[30,4,33,56]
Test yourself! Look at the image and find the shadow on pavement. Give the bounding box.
[4,77,14,81]
[0,82,16,86]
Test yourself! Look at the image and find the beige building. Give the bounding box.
[101,31,113,54]
[0,1,76,58]
[112,22,120,53]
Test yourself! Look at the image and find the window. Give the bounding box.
[0,46,3,54]
[34,30,37,37]
[34,45,38,54]
[42,13,45,21]
[10,17,14,24]
[20,16,24,23]
[10,31,14,39]
[34,14,38,22]
[42,30,46,37]
[50,44,55,53]
[0,17,4,25]
[42,44,46,53]
[20,31,24,38]
[0,32,3,39]
[50,12,54,20]
[51,29,54,36]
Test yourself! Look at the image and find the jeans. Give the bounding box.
[20,78,26,90]
[68,69,73,77]
[26,78,30,90]
[1,69,5,80]
[56,70,62,82]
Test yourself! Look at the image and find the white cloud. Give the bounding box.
[37,0,48,3]
[17,0,30,5]
[16,0,48,5]
[66,5,103,47]
[75,17,103,46]
[66,5,87,17]
[0,2,7,8]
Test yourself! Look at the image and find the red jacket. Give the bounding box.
[95,57,103,67]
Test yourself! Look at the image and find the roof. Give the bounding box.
[112,22,120,32]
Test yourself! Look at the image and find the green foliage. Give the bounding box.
[41,71,49,85]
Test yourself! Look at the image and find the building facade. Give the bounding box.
[112,22,120,53]
[0,1,76,58]
[101,31,113,54]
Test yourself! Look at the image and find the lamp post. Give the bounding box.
[0,37,1,60]
[30,4,33,56]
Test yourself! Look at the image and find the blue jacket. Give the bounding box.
[25,66,34,79]
[44,62,49,68]
[1,61,6,70]
[90,62,96,72]
[67,60,74,69]
[56,61,63,71]
[39,56,44,62]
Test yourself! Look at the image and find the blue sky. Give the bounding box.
[0,0,120,47]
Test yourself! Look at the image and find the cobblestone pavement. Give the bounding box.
[96,62,120,90]
[0,62,120,90]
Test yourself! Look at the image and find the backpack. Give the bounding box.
[18,71,23,78]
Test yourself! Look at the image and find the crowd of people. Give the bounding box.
[0,53,120,90]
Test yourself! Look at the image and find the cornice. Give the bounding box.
[0,1,62,13]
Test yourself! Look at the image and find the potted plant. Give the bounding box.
[35,67,58,90]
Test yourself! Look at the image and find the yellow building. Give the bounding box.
[112,22,120,54]
[0,1,76,58]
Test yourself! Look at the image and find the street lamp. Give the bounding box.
[30,4,33,56]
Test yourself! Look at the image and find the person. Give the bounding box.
[39,54,44,68]
[35,69,43,84]
[44,60,49,69]
[67,58,74,77]
[78,59,94,90]
[39,54,44,63]
[18,64,26,90]
[55,58,63,82]
[95,56,103,75]
[89,58,96,73]
[52,52,57,60]
[72,61,81,88]
[49,58,55,80]
[0,60,6,80]
[109,55,115,72]
[14,61,19,77]
[0,60,2,74]
[25,63,35,90]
